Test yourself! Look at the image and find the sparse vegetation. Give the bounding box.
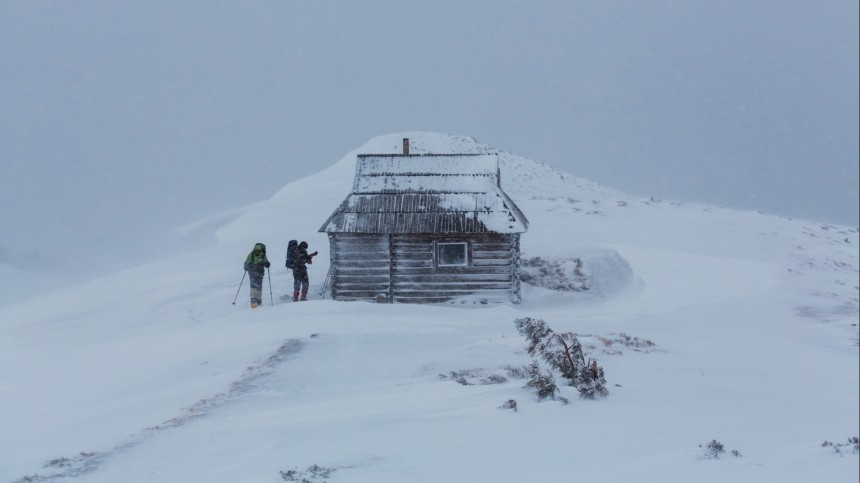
[504,364,530,379]
[43,458,72,468]
[280,464,336,482]
[822,437,860,456]
[482,374,508,385]
[597,332,656,350]
[439,369,509,386]
[10,452,101,483]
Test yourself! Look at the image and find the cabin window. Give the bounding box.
[437,242,468,267]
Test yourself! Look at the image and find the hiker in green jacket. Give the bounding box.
[243,243,270,308]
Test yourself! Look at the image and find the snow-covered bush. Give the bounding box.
[519,257,589,292]
[700,440,742,459]
[482,374,508,385]
[500,399,518,411]
[514,317,608,399]
[519,250,635,300]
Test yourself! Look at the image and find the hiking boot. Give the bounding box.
[251,302,259,308]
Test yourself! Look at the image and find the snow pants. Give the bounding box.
[293,271,309,293]
[249,271,264,305]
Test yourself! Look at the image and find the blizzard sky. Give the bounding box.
[1,0,858,278]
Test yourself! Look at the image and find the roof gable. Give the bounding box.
[320,153,528,234]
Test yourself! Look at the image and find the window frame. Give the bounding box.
[435,241,470,268]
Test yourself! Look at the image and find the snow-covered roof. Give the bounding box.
[319,154,528,234]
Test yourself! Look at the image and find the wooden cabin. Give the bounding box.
[319,139,529,304]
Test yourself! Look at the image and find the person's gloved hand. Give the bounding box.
[265,261,271,268]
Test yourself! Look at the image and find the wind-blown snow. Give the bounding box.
[1,132,857,482]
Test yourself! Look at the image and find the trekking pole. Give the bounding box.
[267,267,274,306]
[232,271,247,305]
[320,266,333,299]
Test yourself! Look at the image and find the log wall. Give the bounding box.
[328,233,521,304]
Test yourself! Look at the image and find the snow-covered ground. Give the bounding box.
[1,132,857,482]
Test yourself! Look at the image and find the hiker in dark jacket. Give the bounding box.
[291,241,317,301]
[243,242,270,307]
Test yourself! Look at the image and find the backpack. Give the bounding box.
[285,240,298,269]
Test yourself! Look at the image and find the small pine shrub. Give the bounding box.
[578,359,609,399]
[514,317,608,399]
[525,360,558,400]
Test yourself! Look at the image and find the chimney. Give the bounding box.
[402,138,410,155]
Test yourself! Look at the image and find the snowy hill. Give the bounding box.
[1,132,857,482]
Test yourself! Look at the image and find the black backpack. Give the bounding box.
[285,240,298,269]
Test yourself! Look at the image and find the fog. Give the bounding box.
[1,0,857,282]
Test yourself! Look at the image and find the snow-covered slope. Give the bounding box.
[0,264,76,309]
[1,132,857,482]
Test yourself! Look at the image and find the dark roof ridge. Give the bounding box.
[357,153,490,158]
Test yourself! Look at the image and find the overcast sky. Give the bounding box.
[1,0,857,277]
